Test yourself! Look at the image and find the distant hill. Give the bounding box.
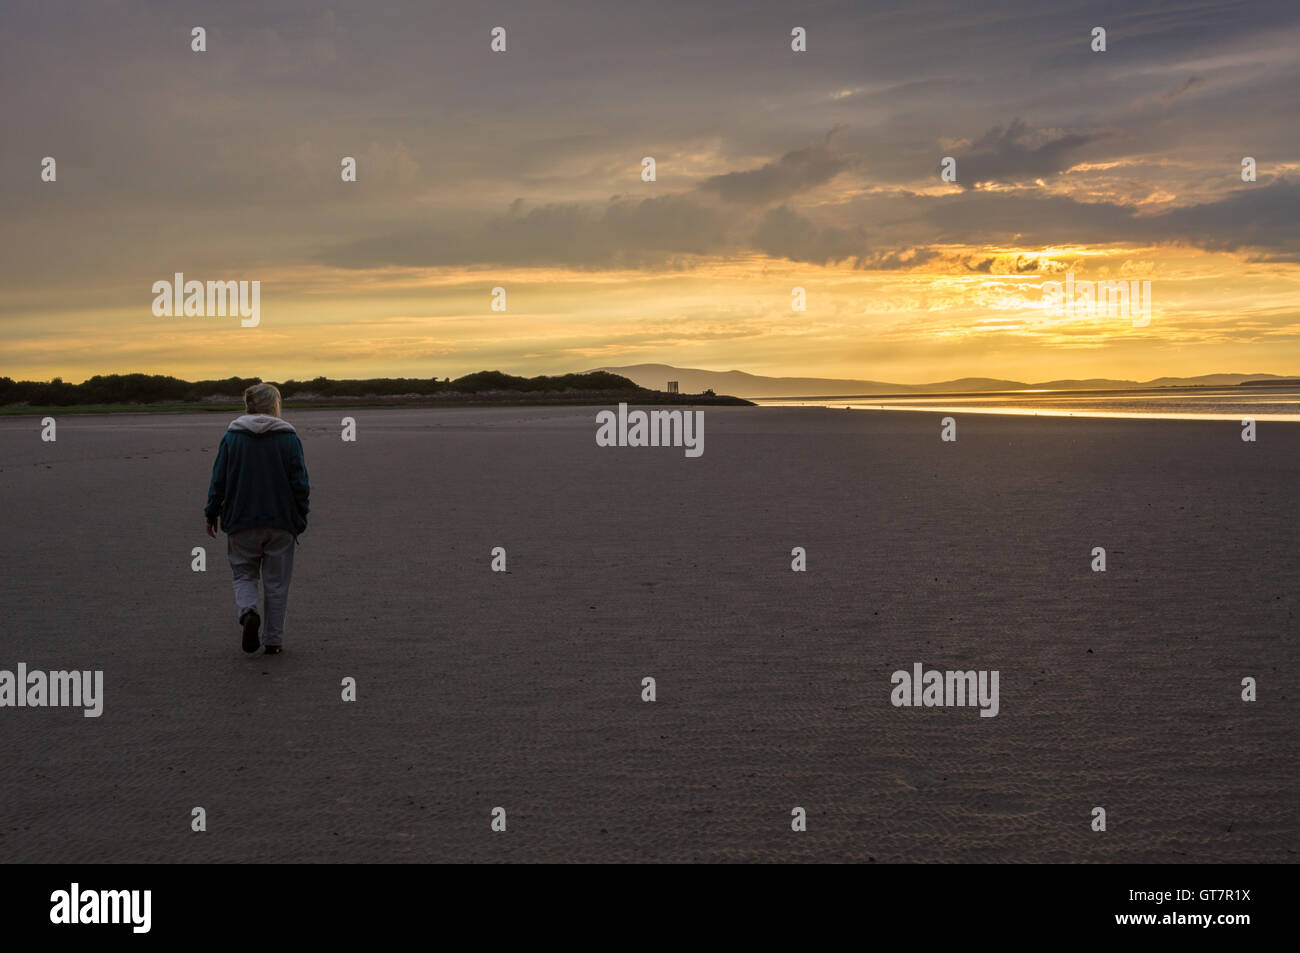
[0,370,753,410]
[591,364,1292,398]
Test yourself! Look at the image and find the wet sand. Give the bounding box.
[0,405,1295,862]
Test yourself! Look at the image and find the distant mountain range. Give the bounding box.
[590,364,1296,399]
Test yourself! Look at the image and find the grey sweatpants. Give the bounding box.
[227,527,296,647]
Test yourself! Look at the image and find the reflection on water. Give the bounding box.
[752,386,1300,421]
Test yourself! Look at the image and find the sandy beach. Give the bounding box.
[0,405,1295,863]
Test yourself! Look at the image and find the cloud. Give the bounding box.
[915,177,1300,261]
[863,247,943,270]
[323,136,862,270]
[698,141,852,205]
[321,174,1300,273]
[1156,178,1300,255]
[958,119,1108,189]
[752,205,865,265]
[323,193,735,270]
[1161,76,1203,103]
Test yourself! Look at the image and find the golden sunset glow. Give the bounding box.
[9,243,1296,386]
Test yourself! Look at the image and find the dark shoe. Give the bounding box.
[240,609,261,653]
[263,645,283,656]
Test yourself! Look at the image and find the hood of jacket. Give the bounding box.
[228,413,296,434]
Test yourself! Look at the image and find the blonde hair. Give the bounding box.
[243,383,282,416]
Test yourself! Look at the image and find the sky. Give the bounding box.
[2,0,1299,385]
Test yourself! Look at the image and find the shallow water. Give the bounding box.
[752,386,1300,421]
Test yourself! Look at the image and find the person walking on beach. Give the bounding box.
[204,383,310,656]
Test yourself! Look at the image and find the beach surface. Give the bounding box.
[0,405,1295,863]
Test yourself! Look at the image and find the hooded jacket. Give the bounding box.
[204,414,310,537]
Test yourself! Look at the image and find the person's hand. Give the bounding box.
[205,521,218,538]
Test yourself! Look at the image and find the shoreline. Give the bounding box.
[0,393,754,417]
[6,399,1298,423]
[756,402,1300,422]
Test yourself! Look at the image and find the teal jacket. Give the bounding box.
[204,414,310,537]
